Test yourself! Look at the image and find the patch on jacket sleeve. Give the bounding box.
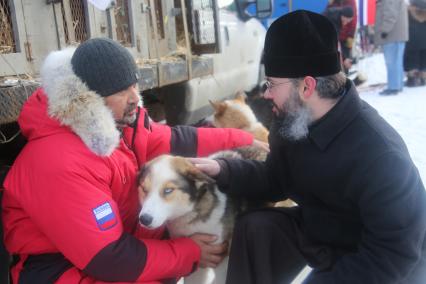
[92,202,117,230]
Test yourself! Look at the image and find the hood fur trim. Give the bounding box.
[41,47,120,156]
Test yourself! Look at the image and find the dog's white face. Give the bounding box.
[138,155,215,229]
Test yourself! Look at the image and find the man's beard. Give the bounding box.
[116,103,137,127]
[274,89,313,141]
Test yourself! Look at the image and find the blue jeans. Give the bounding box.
[383,42,406,91]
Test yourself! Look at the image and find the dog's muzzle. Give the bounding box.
[139,213,153,226]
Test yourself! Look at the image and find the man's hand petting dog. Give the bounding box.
[188,158,221,177]
[188,138,269,177]
[190,233,228,268]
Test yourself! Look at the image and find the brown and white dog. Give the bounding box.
[137,152,257,284]
[209,92,269,161]
[209,92,269,143]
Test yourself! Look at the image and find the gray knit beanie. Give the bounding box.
[71,38,139,97]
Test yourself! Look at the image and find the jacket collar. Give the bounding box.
[308,80,362,151]
[40,47,120,156]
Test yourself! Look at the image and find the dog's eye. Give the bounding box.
[163,188,174,195]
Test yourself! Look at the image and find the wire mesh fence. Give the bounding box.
[0,0,16,54]
[61,0,88,44]
[114,0,132,46]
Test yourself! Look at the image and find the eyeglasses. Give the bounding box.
[263,80,292,92]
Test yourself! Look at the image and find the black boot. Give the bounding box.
[420,71,426,86]
[405,76,417,87]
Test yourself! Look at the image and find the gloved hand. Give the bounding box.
[345,37,354,49]
[381,32,388,39]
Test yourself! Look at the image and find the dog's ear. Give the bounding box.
[173,157,216,184]
[209,100,226,115]
[235,91,247,103]
[137,166,148,184]
[186,166,216,184]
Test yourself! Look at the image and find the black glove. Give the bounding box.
[381,32,388,39]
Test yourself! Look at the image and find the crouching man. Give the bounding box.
[1,38,265,283]
[191,10,426,284]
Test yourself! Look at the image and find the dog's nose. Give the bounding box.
[139,214,153,226]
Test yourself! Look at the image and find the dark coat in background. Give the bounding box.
[404,5,426,71]
[218,80,426,283]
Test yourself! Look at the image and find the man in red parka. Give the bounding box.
[1,38,262,283]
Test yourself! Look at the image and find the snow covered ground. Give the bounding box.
[356,53,426,182]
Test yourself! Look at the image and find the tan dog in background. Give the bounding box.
[209,92,295,208]
[209,92,269,143]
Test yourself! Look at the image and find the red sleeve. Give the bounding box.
[196,127,253,157]
[134,224,167,240]
[142,115,253,160]
[128,108,253,162]
[13,165,123,269]
[83,233,200,282]
[137,238,200,281]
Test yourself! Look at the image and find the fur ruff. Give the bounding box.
[41,47,120,156]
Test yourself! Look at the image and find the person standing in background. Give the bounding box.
[326,0,358,74]
[374,0,409,95]
[404,0,426,87]
[323,5,355,74]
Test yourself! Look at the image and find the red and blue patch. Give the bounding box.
[92,202,117,230]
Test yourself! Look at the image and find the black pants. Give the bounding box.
[0,190,11,284]
[226,207,335,284]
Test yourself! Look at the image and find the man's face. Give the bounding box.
[263,77,294,115]
[263,77,313,141]
[104,83,140,127]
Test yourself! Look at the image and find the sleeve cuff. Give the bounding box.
[214,159,231,189]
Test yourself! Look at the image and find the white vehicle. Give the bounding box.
[0,0,271,125]
[159,0,269,124]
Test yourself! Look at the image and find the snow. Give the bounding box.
[356,53,426,182]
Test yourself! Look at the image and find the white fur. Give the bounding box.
[227,101,258,125]
[167,190,227,243]
[224,101,266,134]
[140,156,228,242]
[139,155,233,284]
[41,48,120,156]
[140,156,195,228]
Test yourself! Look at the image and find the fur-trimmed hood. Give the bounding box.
[35,48,120,156]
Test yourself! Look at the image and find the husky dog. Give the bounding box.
[209,92,269,161]
[138,152,257,284]
[209,92,269,143]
